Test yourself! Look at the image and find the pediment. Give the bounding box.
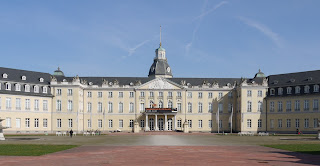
[137,78,183,90]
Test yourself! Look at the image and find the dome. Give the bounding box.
[156,46,165,51]
[53,67,65,77]
[148,59,172,78]
[254,69,266,78]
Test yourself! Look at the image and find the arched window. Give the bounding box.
[295,86,301,94]
[39,78,44,82]
[15,84,21,91]
[159,101,163,108]
[188,102,192,113]
[43,86,48,93]
[258,101,262,112]
[168,101,173,108]
[22,76,26,80]
[25,84,30,92]
[287,87,292,94]
[2,73,8,78]
[34,85,39,93]
[5,83,11,90]
[149,101,154,108]
[314,85,319,92]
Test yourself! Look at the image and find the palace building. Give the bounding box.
[0,41,319,134]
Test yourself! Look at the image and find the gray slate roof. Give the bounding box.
[0,67,51,85]
[148,59,173,77]
[268,70,320,87]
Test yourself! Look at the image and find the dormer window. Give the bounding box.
[314,85,319,92]
[287,87,292,94]
[22,76,26,80]
[5,83,11,90]
[43,86,48,93]
[34,85,39,93]
[3,73,8,78]
[295,86,300,94]
[278,88,283,95]
[39,78,44,82]
[304,85,310,93]
[270,89,275,95]
[25,84,30,92]
[15,84,21,91]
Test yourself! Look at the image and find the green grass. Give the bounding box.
[0,144,78,156]
[264,144,320,155]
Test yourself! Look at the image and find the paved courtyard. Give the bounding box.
[0,132,319,165]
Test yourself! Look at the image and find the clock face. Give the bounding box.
[167,67,171,72]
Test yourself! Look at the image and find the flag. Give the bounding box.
[216,107,220,124]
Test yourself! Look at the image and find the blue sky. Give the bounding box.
[0,0,320,78]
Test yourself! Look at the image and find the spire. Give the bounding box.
[160,25,162,47]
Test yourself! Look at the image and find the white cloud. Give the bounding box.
[194,1,229,21]
[238,16,283,47]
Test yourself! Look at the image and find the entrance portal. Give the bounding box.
[158,118,164,131]
[168,118,172,131]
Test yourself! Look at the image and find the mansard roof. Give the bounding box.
[268,70,320,87]
[0,67,51,85]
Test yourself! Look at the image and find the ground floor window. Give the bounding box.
[34,118,39,128]
[16,118,21,128]
[286,119,291,128]
[140,120,145,128]
[88,119,92,128]
[258,119,262,128]
[129,120,134,128]
[57,119,61,128]
[43,118,47,128]
[270,119,274,129]
[119,119,123,128]
[108,119,113,128]
[219,120,222,128]
[198,120,202,128]
[304,118,309,128]
[295,119,300,128]
[188,120,192,128]
[98,119,102,128]
[68,119,73,128]
[314,118,319,128]
[278,119,282,128]
[247,119,251,128]
[177,120,182,128]
[209,120,212,128]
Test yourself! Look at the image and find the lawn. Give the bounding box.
[0,144,78,156]
[264,144,320,155]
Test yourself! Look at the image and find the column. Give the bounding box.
[145,114,149,131]
[165,114,168,131]
[155,114,158,131]
[174,115,177,131]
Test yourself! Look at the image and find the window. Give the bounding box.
[68,89,73,96]
[314,85,319,92]
[304,100,309,111]
[6,118,11,127]
[258,119,262,128]
[140,120,145,128]
[149,92,154,97]
[187,92,192,98]
[295,86,300,94]
[34,85,39,93]
[5,83,11,90]
[286,119,291,128]
[278,101,283,112]
[278,119,282,128]
[228,92,233,98]
[159,101,163,108]
[25,99,30,110]
[208,92,213,98]
[188,120,192,128]
[66,100,72,111]
[43,100,48,111]
[56,89,61,95]
[168,92,173,97]
[304,86,310,93]
[34,118,39,128]
[6,97,11,109]
[129,92,134,98]
[177,103,182,112]
[198,92,202,98]
[16,98,21,110]
[258,90,262,97]
[295,100,300,111]
[43,118,48,128]
[140,92,144,97]
[188,103,192,113]
[270,119,274,128]
[198,120,202,128]
[16,118,21,128]
[108,120,113,128]
[314,118,319,128]
[57,119,61,128]
[43,86,48,93]
[304,118,309,128]
[129,120,134,128]
[34,99,39,111]
[247,101,252,112]
[2,73,8,78]
[177,92,182,97]
[87,102,92,112]
[108,92,113,98]
[278,88,283,95]
[22,75,26,80]
[247,119,252,128]
[270,89,275,95]
[209,103,213,113]
[25,84,30,92]
[87,91,92,97]
[227,103,233,113]
[159,92,163,97]
[218,103,223,113]
[209,120,212,128]
[140,103,144,112]
[25,118,30,128]
[168,101,173,108]
[247,90,252,97]
[198,103,203,113]
[39,78,44,82]
[129,102,134,113]
[218,92,223,99]
[98,102,102,113]
[286,101,291,112]
[88,119,92,128]
[108,102,113,113]
[258,101,262,112]
[119,119,123,128]
[15,84,21,91]
[287,87,292,94]
[119,102,123,113]
[313,99,319,111]
[219,120,222,128]
[98,119,103,128]
[295,119,300,128]
[98,92,102,98]
[119,92,123,98]
[177,120,182,128]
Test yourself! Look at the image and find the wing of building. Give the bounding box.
[0,43,319,134]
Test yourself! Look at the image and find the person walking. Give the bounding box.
[69,129,73,138]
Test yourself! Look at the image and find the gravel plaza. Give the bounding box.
[0,132,320,166]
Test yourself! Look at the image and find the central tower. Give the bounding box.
[148,26,173,78]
